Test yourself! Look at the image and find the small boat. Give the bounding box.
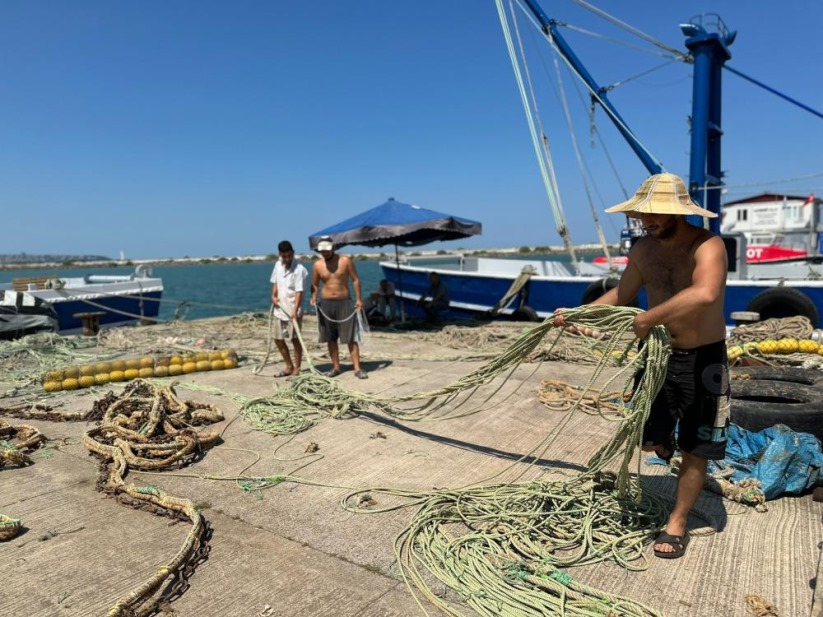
[0,265,163,335]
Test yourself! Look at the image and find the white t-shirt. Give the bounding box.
[270,260,308,321]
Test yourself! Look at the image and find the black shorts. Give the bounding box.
[642,339,730,460]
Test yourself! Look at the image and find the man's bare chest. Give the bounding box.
[642,254,694,298]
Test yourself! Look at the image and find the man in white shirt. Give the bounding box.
[270,240,308,378]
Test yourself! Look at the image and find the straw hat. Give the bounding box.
[605,173,717,219]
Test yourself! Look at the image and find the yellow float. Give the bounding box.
[41,349,239,391]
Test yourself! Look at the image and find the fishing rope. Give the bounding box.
[232,305,683,615]
[82,379,222,616]
[252,305,278,375]
[332,307,675,617]
[0,420,46,541]
[727,315,813,345]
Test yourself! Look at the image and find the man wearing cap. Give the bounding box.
[555,173,730,560]
[310,237,368,379]
[270,240,307,379]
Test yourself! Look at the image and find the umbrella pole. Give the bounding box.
[395,244,406,323]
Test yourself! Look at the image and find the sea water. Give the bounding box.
[0,253,582,323]
[0,260,387,322]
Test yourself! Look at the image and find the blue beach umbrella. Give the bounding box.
[308,198,482,320]
[308,197,481,250]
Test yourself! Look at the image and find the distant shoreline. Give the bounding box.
[0,244,617,271]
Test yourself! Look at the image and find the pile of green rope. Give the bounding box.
[241,305,674,616]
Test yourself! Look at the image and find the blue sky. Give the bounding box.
[2,1,821,259]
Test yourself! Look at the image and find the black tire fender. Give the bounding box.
[746,287,819,328]
[511,305,540,322]
[730,378,823,442]
[581,278,618,305]
[731,366,823,387]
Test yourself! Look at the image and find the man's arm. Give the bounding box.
[292,266,307,318]
[271,283,279,305]
[310,263,320,306]
[598,256,644,307]
[347,257,363,310]
[633,235,727,338]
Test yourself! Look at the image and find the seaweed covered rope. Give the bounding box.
[241,304,653,431]
[0,420,46,541]
[82,379,223,617]
[332,306,674,617]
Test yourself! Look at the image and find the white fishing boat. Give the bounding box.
[0,265,163,337]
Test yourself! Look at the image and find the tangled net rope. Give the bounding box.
[243,306,676,615]
[333,305,674,616]
[82,379,223,616]
[727,315,813,346]
[0,420,46,541]
[537,379,623,415]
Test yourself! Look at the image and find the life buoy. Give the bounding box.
[511,305,540,322]
[746,287,819,328]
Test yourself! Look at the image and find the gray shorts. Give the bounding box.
[317,298,357,344]
[274,315,302,341]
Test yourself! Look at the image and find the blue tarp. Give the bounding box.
[707,424,823,500]
[648,424,823,500]
[308,198,482,250]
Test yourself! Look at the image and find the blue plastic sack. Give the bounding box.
[707,424,823,500]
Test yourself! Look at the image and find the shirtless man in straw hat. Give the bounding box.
[310,237,368,379]
[555,172,730,559]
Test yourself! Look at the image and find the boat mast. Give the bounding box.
[681,15,735,234]
[519,0,662,177]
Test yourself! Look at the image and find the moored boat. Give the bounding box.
[383,3,823,328]
[0,265,163,335]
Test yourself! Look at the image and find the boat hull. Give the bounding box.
[1,271,164,334]
[381,257,823,326]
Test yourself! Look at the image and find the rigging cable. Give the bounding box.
[509,0,667,174]
[571,0,688,60]
[549,51,612,262]
[496,0,581,273]
[724,65,823,121]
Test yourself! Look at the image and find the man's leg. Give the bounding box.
[274,339,293,373]
[328,341,340,371]
[348,342,362,372]
[654,450,707,554]
[291,337,302,375]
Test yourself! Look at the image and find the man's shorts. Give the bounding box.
[642,339,730,460]
[317,298,357,344]
[274,315,302,341]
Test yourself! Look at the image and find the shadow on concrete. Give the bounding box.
[358,410,586,473]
